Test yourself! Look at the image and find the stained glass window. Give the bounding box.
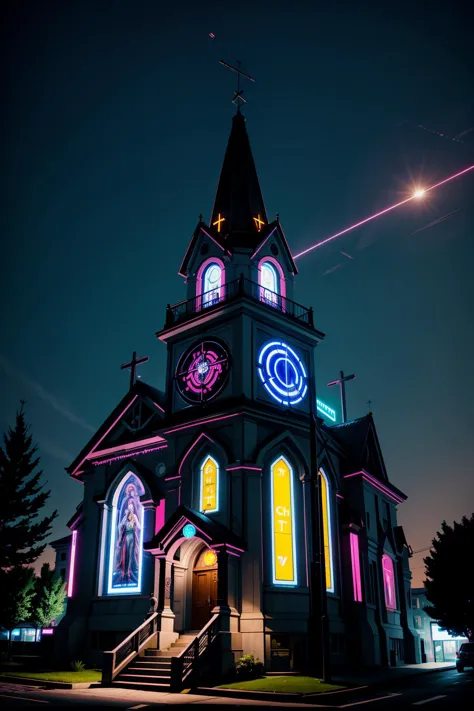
[202,262,222,307]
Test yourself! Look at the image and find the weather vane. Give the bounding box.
[219,59,255,110]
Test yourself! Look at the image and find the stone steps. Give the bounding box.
[112,629,197,692]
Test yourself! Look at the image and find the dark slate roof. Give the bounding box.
[49,534,72,548]
[394,525,410,553]
[211,111,268,249]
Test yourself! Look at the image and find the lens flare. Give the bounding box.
[294,165,474,260]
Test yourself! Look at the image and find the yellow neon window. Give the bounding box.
[319,470,334,592]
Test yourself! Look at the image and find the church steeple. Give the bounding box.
[210,111,268,246]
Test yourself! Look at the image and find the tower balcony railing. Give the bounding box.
[165,276,314,329]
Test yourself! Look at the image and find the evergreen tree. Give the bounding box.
[424,514,474,641]
[33,563,67,628]
[0,567,37,657]
[0,405,57,568]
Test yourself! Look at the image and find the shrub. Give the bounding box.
[236,652,265,679]
[70,660,86,672]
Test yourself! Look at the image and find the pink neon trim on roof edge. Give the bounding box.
[71,395,139,476]
[344,470,405,503]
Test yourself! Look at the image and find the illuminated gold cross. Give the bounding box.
[213,213,225,232]
[253,214,265,231]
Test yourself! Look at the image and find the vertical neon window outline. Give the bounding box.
[350,532,362,602]
[200,455,219,513]
[271,456,297,586]
[67,530,78,598]
[107,473,145,595]
[382,554,396,610]
[319,469,334,592]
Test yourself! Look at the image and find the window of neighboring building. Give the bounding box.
[414,615,422,629]
[59,568,66,581]
[60,551,66,561]
[382,554,397,610]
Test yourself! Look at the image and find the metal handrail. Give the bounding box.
[102,612,159,685]
[164,277,314,329]
[170,613,220,691]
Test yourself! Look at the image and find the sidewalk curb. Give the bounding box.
[328,664,456,694]
[0,674,102,690]
[195,666,456,704]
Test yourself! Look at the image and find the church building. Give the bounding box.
[55,106,421,689]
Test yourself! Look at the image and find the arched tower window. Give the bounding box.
[106,472,145,595]
[319,469,335,593]
[200,455,219,513]
[197,258,225,309]
[258,257,286,308]
[271,455,297,586]
[382,554,396,610]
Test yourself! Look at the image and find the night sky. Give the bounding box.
[2,1,473,585]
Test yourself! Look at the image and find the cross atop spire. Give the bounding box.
[219,59,256,112]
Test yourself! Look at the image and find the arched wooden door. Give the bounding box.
[191,548,218,630]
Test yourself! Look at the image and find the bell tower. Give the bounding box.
[158,110,324,421]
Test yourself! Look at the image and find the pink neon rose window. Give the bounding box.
[382,554,396,610]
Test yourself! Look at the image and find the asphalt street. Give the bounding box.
[0,669,472,709]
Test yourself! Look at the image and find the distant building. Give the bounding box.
[411,587,468,662]
[49,533,73,625]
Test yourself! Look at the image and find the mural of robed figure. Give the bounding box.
[112,478,143,589]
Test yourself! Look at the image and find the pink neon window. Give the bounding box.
[202,262,222,307]
[350,532,362,602]
[382,554,396,610]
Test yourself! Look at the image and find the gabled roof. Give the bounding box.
[326,413,389,482]
[144,504,245,555]
[66,380,167,479]
[178,221,229,278]
[250,220,298,274]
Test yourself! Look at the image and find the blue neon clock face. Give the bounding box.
[257,340,308,406]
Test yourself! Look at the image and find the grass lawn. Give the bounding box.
[0,670,102,683]
[219,675,344,693]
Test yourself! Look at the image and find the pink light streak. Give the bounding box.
[294,165,474,260]
[41,628,54,635]
[67,530,78,598]
[350,532,362,602]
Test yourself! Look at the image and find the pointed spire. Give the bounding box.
[210,112,268,245]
